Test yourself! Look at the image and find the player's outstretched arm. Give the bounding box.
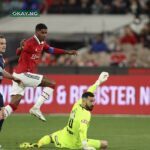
[65,50,77,55]
[88,72,109,94]
[44,44,78,55]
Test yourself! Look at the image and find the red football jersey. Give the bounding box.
[15,35,65,73]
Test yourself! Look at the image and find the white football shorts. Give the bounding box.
[11,72,43,96]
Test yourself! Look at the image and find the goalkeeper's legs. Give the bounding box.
[37,135,53,148]
[88,139,108,150]
[100,140,108,150]
[19,135,53,149]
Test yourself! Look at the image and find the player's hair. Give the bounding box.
[0,35,5,39]
[82,92,94,99]
[35,23,47,31]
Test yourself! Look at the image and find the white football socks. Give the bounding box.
[33,87,53,109]
[4,105,13,119]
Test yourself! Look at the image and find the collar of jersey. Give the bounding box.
[80,104,87,111]
[33,35,44,45]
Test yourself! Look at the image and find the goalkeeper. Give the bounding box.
[20,72,109,150]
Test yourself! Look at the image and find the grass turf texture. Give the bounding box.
[0,115,150,150]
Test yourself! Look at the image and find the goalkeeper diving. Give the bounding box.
[20,72,109,150]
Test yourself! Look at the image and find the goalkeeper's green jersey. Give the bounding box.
[51,83,98,149]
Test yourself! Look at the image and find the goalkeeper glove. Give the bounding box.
[83,146,96,150]
[82,140,96,150]
[95,72,109,85]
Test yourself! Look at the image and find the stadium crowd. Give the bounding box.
[39,19,150,68]
[0,0,150,15]
[0,0,149,68]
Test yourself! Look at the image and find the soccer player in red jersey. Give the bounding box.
[0,23,77,122]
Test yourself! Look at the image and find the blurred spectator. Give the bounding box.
[78,0,91,14]
[84,52,98,67]
[119,26,138,46]
[2,0,12,14]
[57,55,75,66]
[0,1,3,15]
[11,0,23,10]
[139,0,148,13]
[22,0,42,10]
[48,0,67,14]
[90,34,109,53]
[1,0,22,15]
[144,0,150,17]
[39,53,56,66]
[41,0,53,14]
[140,22,150,49]
[101,0,112,13]
[127,52,138,67]
[91,0,105,14]
[0,0,149,15]
[110,0,127,14]
[110,50,127,67]
[66,0,78,14]
[130,16,145,36]
[128,0,141,16]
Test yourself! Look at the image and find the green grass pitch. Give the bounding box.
[0,115,150,150]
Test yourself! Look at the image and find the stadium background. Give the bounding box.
[0,0,150,150]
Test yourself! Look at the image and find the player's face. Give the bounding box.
[36,29,48,41]
[85,96,95,111]
[0,38,6,53]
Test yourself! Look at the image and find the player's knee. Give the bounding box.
[100,140,108,149]
[48,80,56,89]
[50,80,56,86]
[41,77,56,88]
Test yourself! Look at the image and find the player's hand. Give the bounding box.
[83,146,96,150]
[98,72,109,84]
[66,50,78,55]
[20,39,25,50]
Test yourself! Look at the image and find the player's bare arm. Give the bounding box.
[2,70,21,84]
[65,50,78,55]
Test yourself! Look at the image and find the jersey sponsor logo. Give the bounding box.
[81,119,89,125]
[31,54,40,60]
[24,73,40,80]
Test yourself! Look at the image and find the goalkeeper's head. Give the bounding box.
[82,92,95,111]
